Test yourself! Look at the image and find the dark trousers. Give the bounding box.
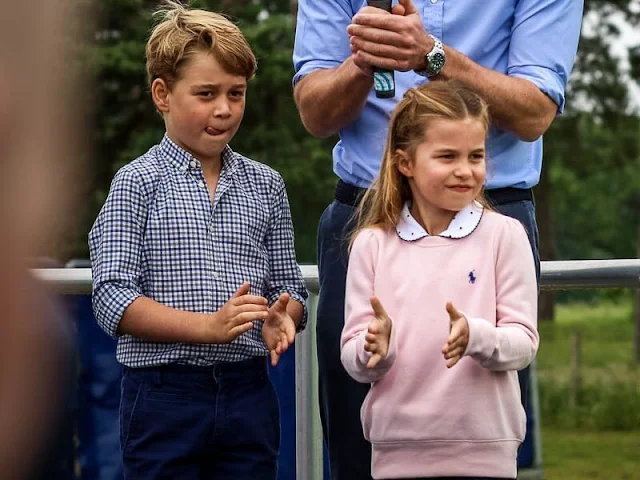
[120,357,280,480]
[316,183,540,480]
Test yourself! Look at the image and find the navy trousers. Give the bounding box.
[120,356,280,480]
[316,191,539,480]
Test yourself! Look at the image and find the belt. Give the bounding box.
[335,179,367,207]
[335,179,533,207]
[484,187,533,205]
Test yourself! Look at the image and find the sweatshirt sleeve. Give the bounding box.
[463,217,539,371]
[341,229,397,383]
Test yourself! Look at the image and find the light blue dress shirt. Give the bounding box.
[293,0,583,189]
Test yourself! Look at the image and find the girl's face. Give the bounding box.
[397,117,486,226]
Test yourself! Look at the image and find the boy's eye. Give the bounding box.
[198,91,213,97]
[230,90,245,98]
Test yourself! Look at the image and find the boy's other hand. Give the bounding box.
[206,282,268,343]
[364,296,392,369]
[262,293,296,367]
[442,301,469,368]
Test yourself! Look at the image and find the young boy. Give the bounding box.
[89,3,308,478]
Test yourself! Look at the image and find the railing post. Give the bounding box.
[295,293,323,480]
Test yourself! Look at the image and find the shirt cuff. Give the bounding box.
[293,59,343,87]
[93,285,142,338]
[267,288,309,332]
[508,65,566,114]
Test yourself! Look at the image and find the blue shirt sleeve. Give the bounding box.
[292,0,356,86]
[264,174,309,331]
[89,168,147,338]
[508,0,584,114]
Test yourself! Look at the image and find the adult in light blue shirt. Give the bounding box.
[293,1,582,479]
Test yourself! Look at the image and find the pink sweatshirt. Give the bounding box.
[341,207,539,479]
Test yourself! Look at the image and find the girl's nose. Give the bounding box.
[454,163,472,177]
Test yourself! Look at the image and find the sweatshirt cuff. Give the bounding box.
[463,316,496,362]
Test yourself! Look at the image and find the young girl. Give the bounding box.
[341,81,539,480]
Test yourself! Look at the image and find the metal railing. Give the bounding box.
[32,259,640,480]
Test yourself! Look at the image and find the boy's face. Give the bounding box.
[154,50,247,165]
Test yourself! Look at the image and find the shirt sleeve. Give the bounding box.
[292,0,356,86]
[341,229,397,383]
[508,0,584,113]
[463,218,539,371]
[89,168,148,338]
[264,174,309,331]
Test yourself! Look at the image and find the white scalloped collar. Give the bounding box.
[396,201,484,241]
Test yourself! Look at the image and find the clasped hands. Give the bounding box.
[348,0,435,76]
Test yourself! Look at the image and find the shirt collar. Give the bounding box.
[159,134,239,176]
[396,201,483,241]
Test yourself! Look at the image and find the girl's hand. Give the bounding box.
[364,297,392,369]
[442,301,469,368]
[262,293,296,367]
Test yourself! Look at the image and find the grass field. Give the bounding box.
[534,299,640,478]
[542,428,640,480]
[537,300,639,382]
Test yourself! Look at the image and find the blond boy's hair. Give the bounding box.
[146,1,257,89]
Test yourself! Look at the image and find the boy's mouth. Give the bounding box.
[205,127,226,136]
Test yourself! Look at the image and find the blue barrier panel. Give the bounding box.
[69,294,123,480]
[268,347,296,480]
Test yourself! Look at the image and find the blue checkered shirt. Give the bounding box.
[89,135,308,367]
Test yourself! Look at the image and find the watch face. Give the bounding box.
[430,52,445,72]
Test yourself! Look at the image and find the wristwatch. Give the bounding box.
[415,34,446,78]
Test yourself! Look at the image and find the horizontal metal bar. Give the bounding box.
[30,259,640,295]
[540,259,640,290]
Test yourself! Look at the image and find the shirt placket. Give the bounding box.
[422,0,443,40]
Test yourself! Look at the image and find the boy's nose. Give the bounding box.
[213,99,232,117]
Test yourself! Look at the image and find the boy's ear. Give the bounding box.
[151,78,170,113]
[395,149,413,178]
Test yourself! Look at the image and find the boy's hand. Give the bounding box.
[262,293,296,367]
[364,297,392,369]
[206,283,268,343]
[442,301,469,368]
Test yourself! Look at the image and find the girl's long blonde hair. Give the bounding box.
[351,80,491,248]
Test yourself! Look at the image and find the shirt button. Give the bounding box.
[181,165,187,172]
[198,181,205,188]
[190,160,197,168]
[212,272,221,280]
[430,0,438,3]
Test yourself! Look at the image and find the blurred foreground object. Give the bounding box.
[0,0,88,478]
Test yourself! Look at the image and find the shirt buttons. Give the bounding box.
[198,181,205,189]
[190,160,197,168]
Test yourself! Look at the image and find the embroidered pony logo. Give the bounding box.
[468,270,476,284]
